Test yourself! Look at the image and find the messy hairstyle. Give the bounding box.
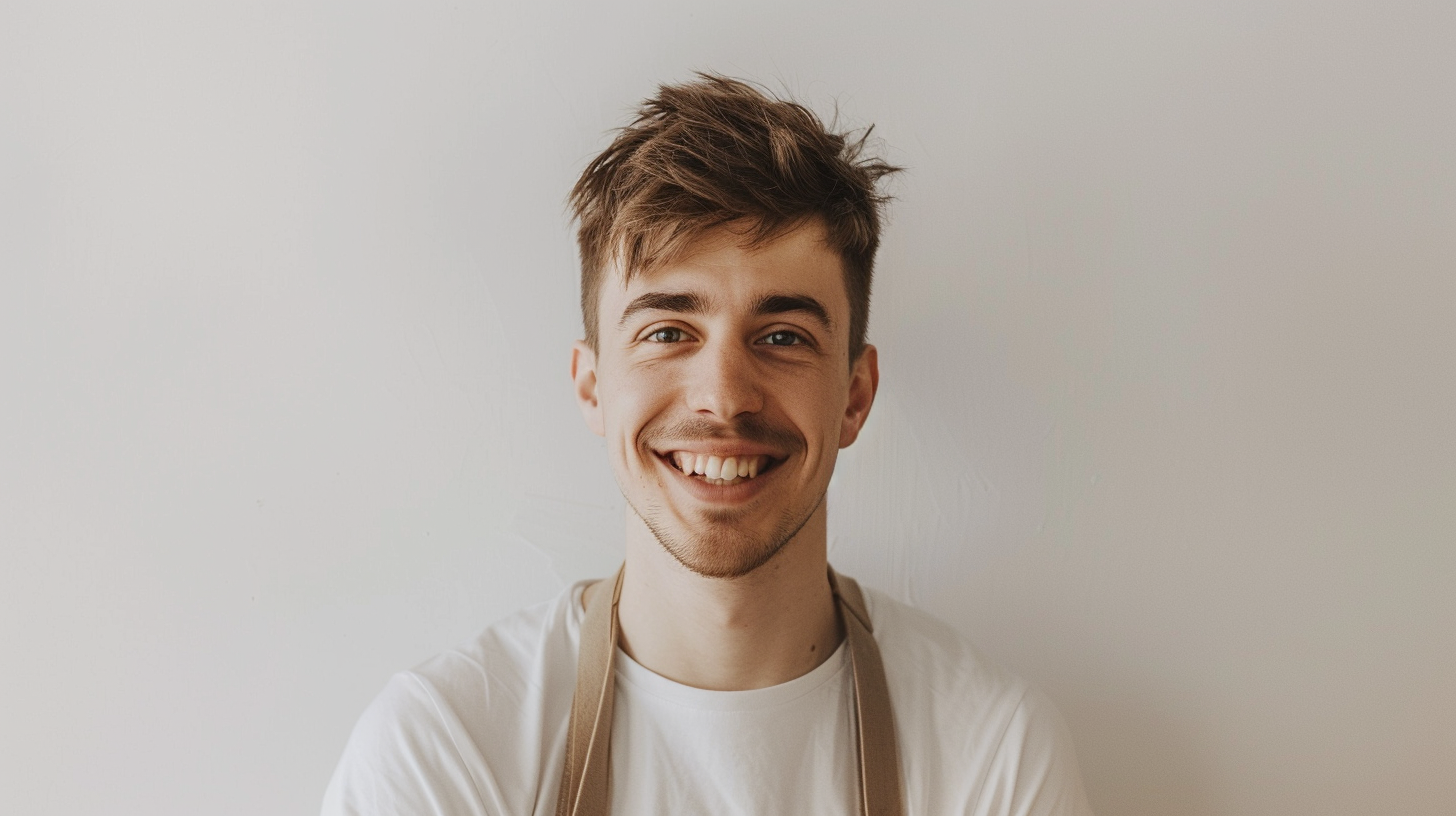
[569,73,900,361]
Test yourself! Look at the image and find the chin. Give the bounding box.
[659,527,788,579]
[633,502,820,580]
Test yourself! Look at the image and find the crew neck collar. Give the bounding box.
[567,579,851,712]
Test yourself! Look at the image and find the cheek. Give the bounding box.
[600,366,675,445]
[783,377,850,446]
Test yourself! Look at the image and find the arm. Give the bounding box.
[321,673,492,816]
[973,687,1096,816]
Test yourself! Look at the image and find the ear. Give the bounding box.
[571,340,605,437]
[839,344,879,448]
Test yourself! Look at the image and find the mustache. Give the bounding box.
[641,415,802,454]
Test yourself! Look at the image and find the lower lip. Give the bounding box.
[655,453,778,504]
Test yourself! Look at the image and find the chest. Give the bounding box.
[606,668,860,815]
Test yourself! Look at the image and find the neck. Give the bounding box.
[604,504,843,691]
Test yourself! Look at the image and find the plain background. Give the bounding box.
[3,1,1453,814]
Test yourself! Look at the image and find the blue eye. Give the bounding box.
[648,327,685,343]
[761,330,805,346]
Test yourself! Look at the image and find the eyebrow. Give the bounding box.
[617,291,710,328]
[752,293,833,331]
[615,290,833,332]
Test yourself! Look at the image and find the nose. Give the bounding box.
[683,337,765,420]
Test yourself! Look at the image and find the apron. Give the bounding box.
[555,565,904,816]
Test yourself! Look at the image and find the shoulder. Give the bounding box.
[410,582,584,711]
[860,585,1028,714]
[321,584,587,816]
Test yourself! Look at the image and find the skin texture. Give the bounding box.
[571,219,879,691]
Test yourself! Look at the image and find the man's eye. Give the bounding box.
[647,327,686,343]
[761,330,806,346]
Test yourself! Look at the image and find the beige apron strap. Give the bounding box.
[556,564,904,816]
[829,569,905,816]
[555,565,624,816]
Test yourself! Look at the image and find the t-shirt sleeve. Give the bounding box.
[973,687,1096,816]
[320,672,491,816]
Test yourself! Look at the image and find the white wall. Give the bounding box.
[3,2,1452,814]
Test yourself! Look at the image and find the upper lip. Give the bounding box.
[652,443,785,459]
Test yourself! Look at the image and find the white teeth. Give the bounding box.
[667,452,771,481]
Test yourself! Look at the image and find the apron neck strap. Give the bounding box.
[556,564,904,816]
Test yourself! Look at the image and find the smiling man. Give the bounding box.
[323,74,1094,816]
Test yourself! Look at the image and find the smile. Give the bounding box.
[658,451,780,487]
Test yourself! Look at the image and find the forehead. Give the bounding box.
[602,221,849,320]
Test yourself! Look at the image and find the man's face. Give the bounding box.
[571,220,878,579]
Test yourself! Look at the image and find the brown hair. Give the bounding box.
[570,73,900,361]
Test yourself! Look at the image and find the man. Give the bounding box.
[323,74,1094,816]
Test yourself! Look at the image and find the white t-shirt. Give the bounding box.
[322,579,1094,816]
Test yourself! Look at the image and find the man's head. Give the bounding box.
[569,75,898,579]
[570,73,898,364]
